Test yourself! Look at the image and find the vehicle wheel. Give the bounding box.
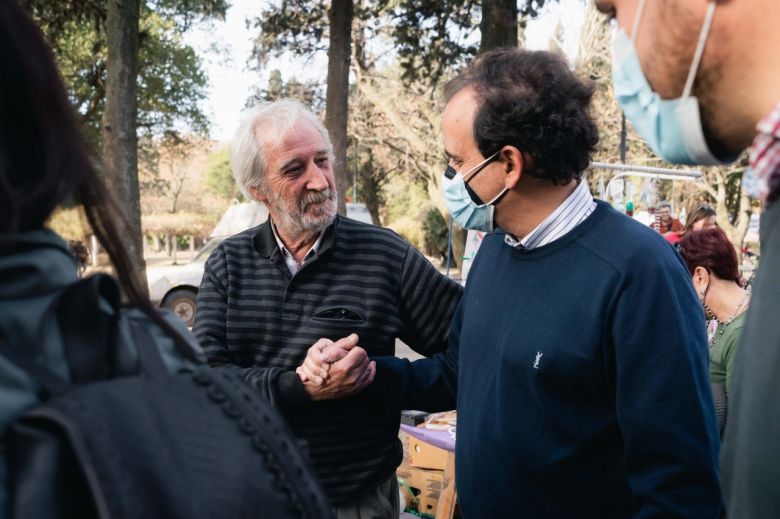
[162,289,198,327]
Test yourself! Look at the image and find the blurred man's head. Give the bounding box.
[232,100,337,237]
[658,202,672,223]
[595,0,780,160]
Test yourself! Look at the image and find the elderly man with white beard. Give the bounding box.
[193,99,462,517]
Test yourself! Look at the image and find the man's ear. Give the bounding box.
[502,146,525,189]
[248,186,268,203]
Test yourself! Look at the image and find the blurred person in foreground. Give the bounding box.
[193,99,462,517]
[595,0,780,514]
[680,228,750,434]
[306,48,722,518]
[0,0,200,512]
[665,203,717,245]
[0,4,333,517]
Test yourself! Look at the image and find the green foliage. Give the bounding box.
[245,69,324,110]
[137,10,210,137]
[25,0,226,148]
[383,176,428,223]
[249,1,330,66]
[724,168,746,222]
[385,0,478,86]
[421,208,449,260]
[248,1,552,88]
[205,148,243,201]
[387,0,549,85]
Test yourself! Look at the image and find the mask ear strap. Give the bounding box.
[630,0,647,43]
[463,150,501,183]
[683,1,717,98]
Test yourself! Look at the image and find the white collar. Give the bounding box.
[505,180,596,250]
[270,222,323,274]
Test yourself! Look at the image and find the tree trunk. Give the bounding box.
[102,0,146,291]
[480,0,518,52]
[359,159,382,226]
[325,0,353,216]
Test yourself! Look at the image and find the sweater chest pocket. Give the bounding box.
[311,305,365,324]
[309,306,371,340]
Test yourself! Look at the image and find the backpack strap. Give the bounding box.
[129,320,169,380]
[56,274,120,384]
[0,336,69,397]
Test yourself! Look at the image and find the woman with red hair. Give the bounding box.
[679,228,750,434]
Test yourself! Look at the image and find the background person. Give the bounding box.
[652,201,682,233]
[665,203,717,245]
[679,228,750,434]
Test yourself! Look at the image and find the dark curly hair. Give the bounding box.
[445,49,599,185]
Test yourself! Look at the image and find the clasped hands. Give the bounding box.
[295,333,376,401]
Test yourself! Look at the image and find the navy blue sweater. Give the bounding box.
[377,202,722,518]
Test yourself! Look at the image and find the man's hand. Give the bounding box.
[297,334,358,384]
[295,334,376,401]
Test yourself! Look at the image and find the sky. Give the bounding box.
[186,0,587,142]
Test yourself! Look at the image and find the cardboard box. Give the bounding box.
[397,464,443,516]
[407,435,449,470]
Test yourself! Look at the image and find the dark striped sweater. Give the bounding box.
[193,215,463,503]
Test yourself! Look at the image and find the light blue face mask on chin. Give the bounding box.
[611,0,730,166]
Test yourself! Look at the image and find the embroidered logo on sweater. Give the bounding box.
[533,351,543,369]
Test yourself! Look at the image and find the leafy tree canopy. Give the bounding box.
[250,0,549,87]
[25,0,227,147]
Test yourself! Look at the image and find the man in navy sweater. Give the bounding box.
[303,49,722,517]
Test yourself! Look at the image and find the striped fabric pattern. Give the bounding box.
[193,215,463,503]
[504,179,597,250]
[745,101,780,206]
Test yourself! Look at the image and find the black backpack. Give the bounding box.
[0,274,332,519]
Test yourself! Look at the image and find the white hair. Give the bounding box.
[231,99,333,200]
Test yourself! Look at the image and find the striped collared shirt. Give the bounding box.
[270,221,323,275]
[505,179,596,250]
[743,101,780,206]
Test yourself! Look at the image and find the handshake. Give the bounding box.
[295,334,376,401]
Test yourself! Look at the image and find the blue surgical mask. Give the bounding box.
[442,151,506,232]
[611,0,727,165]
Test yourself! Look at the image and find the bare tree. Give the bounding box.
[694,164,752,254]
[157,135,196,214]
[353,69,471,267]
